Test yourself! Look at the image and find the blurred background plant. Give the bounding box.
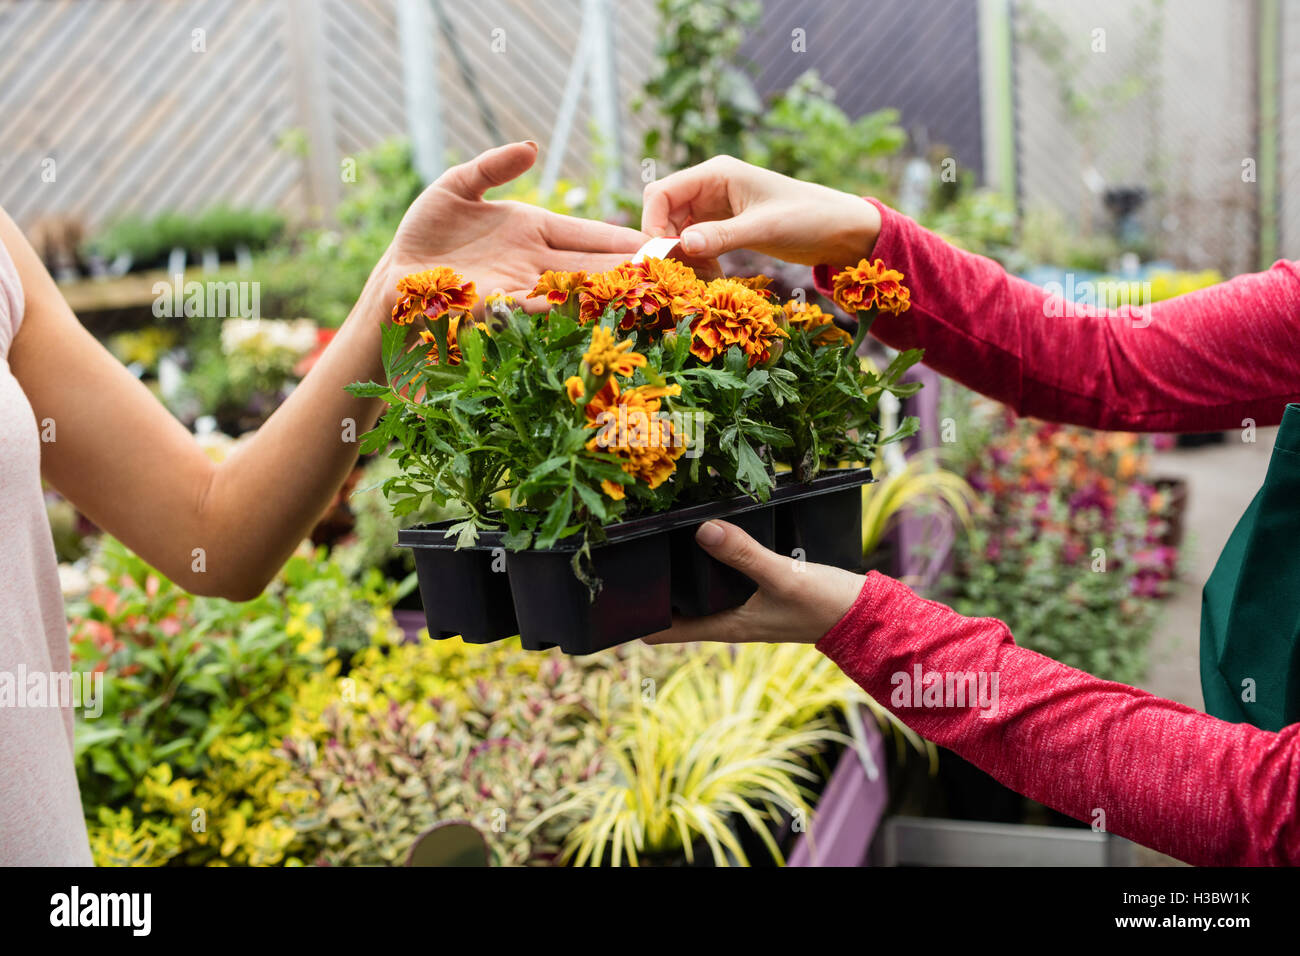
[938,392,1178,684]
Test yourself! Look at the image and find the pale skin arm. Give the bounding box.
[6,141,646,601]
[640,154,880,270]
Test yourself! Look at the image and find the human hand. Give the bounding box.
[643,519,867,645]
[383,142,647,312]
[640,155,881,270]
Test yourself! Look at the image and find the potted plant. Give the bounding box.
[349,256,918,654]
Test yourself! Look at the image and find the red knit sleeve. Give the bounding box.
[813,199,1300,432]
[817,573,1300,865]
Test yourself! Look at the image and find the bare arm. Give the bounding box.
[6,142,645,600]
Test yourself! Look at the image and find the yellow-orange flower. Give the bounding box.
[566,377,686,500]
[583,325,646,380]
[781,300,852,347]
[528,270,586,305]
[391,267,477,325]
[733,274,776,299]
[638,257,707,329]
[577,258,709,331]
[578,264,644,324]
[689,278,788,366]
[830,258,910,316]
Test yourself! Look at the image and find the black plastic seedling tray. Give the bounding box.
[397,467,873,655]
[772,468,870,572]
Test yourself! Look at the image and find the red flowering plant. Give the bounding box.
[943,400,1178,684]
[349,256,918,555]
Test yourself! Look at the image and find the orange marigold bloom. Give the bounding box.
[583,325,646,380]
[529,270,586,305]
[566,377,686,499]
[733,274,776,299]
[578,258,710,332]
[638,257,706,329]
[578,265,645,324]
[391,267,478,325]
[781,300,853,347]
[830,258,911,316]
[689,278,788,366]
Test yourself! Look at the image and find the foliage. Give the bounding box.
[173,318,320,433]
[640,0,905,197]
[250,140,422,326]
[331,454,462,581]
[941,394,1176,684]
[278,656,611,867]
[527,643,860,866]
[352,260,919,562]
[68,537,406,865]
[921,186,1021,266]
[745,72,906,197]
[860,450,977,556]
[641,0,765,166]
[86,206,284,267]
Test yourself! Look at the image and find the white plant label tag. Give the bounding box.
[631,236,683,264]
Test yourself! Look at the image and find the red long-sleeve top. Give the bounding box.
[812,200,1300,865]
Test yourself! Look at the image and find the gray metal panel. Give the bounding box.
[741,0,986,179]
[880,816,1136,867]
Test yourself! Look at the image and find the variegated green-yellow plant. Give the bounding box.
[525,642,917,867]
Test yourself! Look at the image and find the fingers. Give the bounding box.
[641,155,740,238]
[540,209,647,254]
[692,519,788,591]
[438,141,539,201]
[539,249,648,274]
[642,609,748,645]
[678,210,771,259]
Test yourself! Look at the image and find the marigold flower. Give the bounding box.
[638,258,707,329]
[567,377,686,499]
[582,325,646,380]
[528,270,586,305]
[391,267,478,325]
[689,278,788,366]
[733,274,776,299]
[578,265,645,324]
[830,258,910,316]
[781,300,852,347]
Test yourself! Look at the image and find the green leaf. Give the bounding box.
[536,483,574,548]
[734,437,771,494]
[344,381,392,398]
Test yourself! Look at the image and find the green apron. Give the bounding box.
[1200,403,1300,731]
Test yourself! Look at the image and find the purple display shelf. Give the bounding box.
[393,609,426,644]
[788,714,888,866]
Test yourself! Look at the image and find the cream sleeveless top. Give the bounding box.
[0,234,92,865]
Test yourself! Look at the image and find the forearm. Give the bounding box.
[818,574,1300,865]
[815,200,1300,432]
[195,258,395,598]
